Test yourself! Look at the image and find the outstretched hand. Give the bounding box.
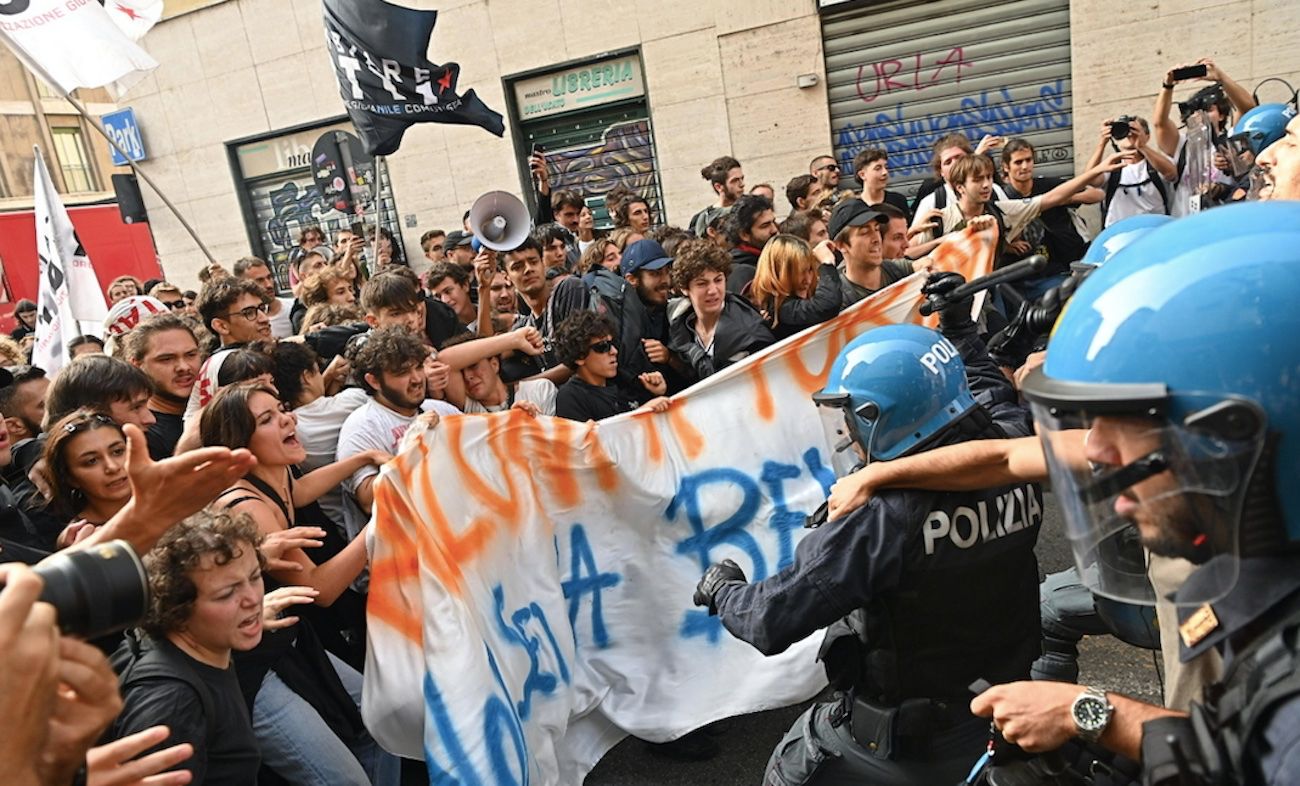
[76,424,257,555]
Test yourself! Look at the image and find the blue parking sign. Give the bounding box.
[100,108,147,166]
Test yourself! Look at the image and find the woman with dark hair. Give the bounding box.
[42,411,131,545]
[201,382,399,785]
[749,234,842,341]
[364,225,406,272]
[110,509,312,785]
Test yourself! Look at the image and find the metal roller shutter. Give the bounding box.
[245,160,400,290]
[521,103,666,230]
[822,0,1074,197]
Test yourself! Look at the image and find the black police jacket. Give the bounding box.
[714,321,1041,702]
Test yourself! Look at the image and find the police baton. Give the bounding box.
[919,255,1048,316]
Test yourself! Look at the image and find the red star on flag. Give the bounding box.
[437,68,453,94]
[115,2,141,20]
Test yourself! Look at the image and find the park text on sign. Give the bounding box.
[513,55,644,121]
[100,108,146,165]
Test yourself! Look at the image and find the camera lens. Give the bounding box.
[1110,121,1132,140]
[35,540,149,639]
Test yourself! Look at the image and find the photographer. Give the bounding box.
[1085,115,1178,226]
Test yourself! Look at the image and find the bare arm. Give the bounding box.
[353,475,377,513]
[1040,152,1128,211]
[291,450,389,508]
[438,328,542,371]
[1141,142,1178,182]
[473,252,496,339]
[1153,67,1181,156]
[826,433,1072,520]
[526,363,573,386]
[233,497,366,606]
[1202,57,1257,117]
[1069,186,1104,206]
[1084,121,1113,186]
[972,681,1184,761]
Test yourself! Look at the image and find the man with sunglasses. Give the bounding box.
[552,311,667,422]
[810,154,842,193]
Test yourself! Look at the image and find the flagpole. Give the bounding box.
[60,90,218,267]
[372,155,384,276]
[0,29,220,268]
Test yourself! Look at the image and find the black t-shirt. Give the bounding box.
[1009,177,1088,275]
[113,638,261,786]
[146,411,184,461]
[555,377,640,422]
[838,260,914,310]
[875,190,911,220]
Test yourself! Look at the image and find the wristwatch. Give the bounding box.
[1071,686,1114,743]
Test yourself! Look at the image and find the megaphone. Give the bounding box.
[468,191,531,252]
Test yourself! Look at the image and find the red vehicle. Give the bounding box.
[0,204,161,335]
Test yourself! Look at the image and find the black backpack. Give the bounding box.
[1101,162,1170,222]
[110,632,217,741]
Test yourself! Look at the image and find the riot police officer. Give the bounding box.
[970,202,1300,785]
[693,281,1043,785]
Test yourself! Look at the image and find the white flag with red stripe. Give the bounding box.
[0,0,157,96]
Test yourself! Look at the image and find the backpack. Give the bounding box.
[110,631,218,741]
[588,268,653,376]
[1102,162,1170,222]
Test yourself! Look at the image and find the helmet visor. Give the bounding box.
[1028,386,1265,606]
[813,392,873,478]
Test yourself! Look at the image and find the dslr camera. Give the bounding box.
[27,540,150,639]
[1109,116,1137,140]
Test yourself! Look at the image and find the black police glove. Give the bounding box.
[922,271,975,335]
[692,559,747,616]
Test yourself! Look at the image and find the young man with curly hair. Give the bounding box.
[552,311,668,422]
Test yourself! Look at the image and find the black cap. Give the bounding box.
[827,200,888,239]
[445,230,474,248]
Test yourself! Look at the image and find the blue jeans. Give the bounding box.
[253,652,401,786]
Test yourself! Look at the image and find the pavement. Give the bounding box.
[586,492,1164,785]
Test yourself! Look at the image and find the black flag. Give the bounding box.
[321,0,505,156]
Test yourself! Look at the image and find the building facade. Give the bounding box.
[50,0,1300,287]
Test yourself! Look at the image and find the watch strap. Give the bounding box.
[1072,686,1113,743]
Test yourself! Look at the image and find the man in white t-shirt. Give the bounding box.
[335,326,460,541]
[1084,115,1178,228]
[184,277,273,422]
[442,333,557,415]
[908,133,1009,257]
[235,256,296,338]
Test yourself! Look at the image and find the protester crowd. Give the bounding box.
[1,54,1299,786]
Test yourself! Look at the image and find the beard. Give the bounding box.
[378,379,424,412]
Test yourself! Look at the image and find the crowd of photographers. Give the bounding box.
[0,53,1297,785]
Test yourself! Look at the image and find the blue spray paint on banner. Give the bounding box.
[835,80,1072,178]
[668,450,830,643]
[560,524,621,650]
[422,645,529,785]
[492,585,571,721]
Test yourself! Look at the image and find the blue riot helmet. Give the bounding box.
[1231,102,1297,156]
[1077,214,1174,270]
[1022,202,1300,606]
[814,324,976,477]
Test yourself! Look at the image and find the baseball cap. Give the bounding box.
[827,200,888,239]
[620,239,672,276]
[445,230,474,248]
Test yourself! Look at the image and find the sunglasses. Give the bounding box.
[817,163,840,172]
[224,303,271,321]
[63,412,117,434]
[588,340,615,355]
[160,299,185,311]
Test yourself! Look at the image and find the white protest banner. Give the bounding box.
[0,0,157,96]
[32,149,108,375]
[363,228,997,784]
